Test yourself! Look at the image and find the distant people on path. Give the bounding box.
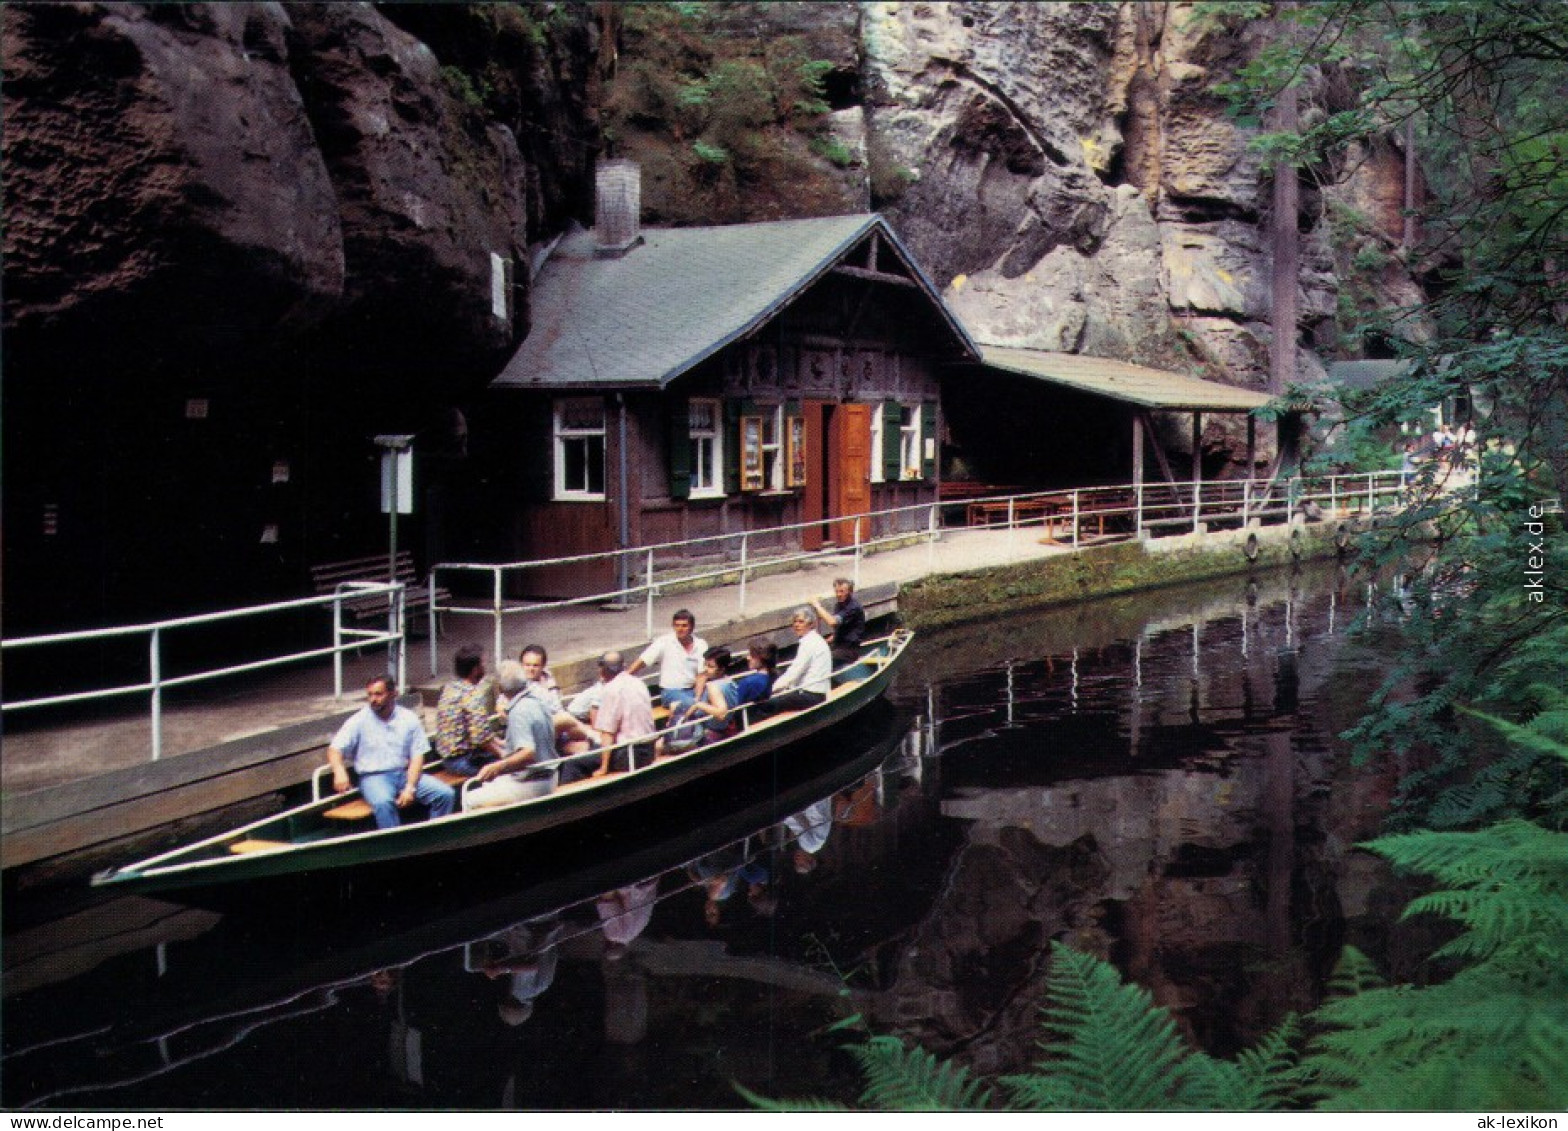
[753,607,832,718]
[593,651,657,777]
[466,660,564,810]
[434,644,504,777]
[627,609,707,712]
[810,577,866,666]
[326,675,455,828]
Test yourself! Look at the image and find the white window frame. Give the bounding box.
[899,404,923,481]
[688,398,724,498]
[760,405,785,490]
[870,406,885,484]
[553,397,607,501]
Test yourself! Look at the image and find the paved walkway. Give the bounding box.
[2,524,1075,794]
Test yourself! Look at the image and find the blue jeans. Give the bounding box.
[358,770,456,829]
[660,687,696,713]
[442,751,498,778]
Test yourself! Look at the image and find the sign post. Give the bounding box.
[376,435,415,684]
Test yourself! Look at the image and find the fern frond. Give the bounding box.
[1228,1014,1304,1109]
[850,1035,993,1112]
[732,1082,852,1112]
[1364,820,1568,891]
[1029,941,1203,1110]
[1462,706,1568,764]
[1321,946,1385,1000]
[996,1071,1082,1112]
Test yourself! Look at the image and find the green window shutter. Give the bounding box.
[523,401,555,503]
[668,399,692,500]
[921,400,938,480]
[881,401,903,482]
[723,400,744,495]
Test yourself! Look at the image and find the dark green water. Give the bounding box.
[1,563,1421,1110]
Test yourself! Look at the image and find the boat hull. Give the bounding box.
[91,632,911,905]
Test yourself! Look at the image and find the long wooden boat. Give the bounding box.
[90,630,912,899]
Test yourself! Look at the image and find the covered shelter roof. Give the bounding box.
[493,213,978,392]
[976,346,1273,413]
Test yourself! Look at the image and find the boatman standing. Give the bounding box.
[809,577,866,666]
[326,674,456,828]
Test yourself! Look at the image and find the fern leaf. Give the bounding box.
[850,1035,993,1112]
[732,1082,851,1112]
[1029,942,1201,1110]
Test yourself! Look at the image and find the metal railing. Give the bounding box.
[428,469,1412,674]
[1,581,408,762]
[0,469,1412,762]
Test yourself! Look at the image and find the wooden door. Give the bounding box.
[830,403,873,547]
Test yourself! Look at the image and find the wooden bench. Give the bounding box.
[966,496,1062,528]
[321,768,469,821]
[310,551,450,633]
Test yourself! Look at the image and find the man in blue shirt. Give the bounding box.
[326,675,456,828]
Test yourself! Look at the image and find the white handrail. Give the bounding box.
[426,470,1411,673]
[2,582,409,762]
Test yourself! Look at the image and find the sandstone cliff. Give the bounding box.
[4,2,1423,398]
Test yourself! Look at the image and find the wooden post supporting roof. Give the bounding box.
[1191,413,1202,484]
[1131,413,1144,489]
[1140,409,1181,488]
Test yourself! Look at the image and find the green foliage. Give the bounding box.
[602,10,851,219]
[439,64,487,112]
[747,943,1300,1112]
[1004,942,1218,1111]
[1297,813,1568,1109]
[810,135,857,168]
[850,1036,994,1112]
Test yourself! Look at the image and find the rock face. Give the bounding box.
[2,3,344,356]
[1,1,598,630]
[2,1,595,384]
[856,0,1407,398]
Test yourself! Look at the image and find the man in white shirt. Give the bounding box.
[627,608,708,712]
[754,607,832,717]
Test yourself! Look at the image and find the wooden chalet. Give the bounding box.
[481,161,979,596]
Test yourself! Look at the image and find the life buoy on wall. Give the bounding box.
[1244,533,1260,562]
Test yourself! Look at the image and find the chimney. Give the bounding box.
[594,159,642,258]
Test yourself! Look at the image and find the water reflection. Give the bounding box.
[3,564,1419,1109]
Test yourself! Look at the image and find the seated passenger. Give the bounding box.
[466,661,562,810]
[752,609,831,718]
[434,644,504,778]
[518,643,596,753]
[627,609,707,713]
[682,639,777,745]
[325,675,455,828]
[592,651,657,777]
[656,647,732,757]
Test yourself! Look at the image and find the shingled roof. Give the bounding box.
[978,345,1273,413]
[492,213,978,391]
